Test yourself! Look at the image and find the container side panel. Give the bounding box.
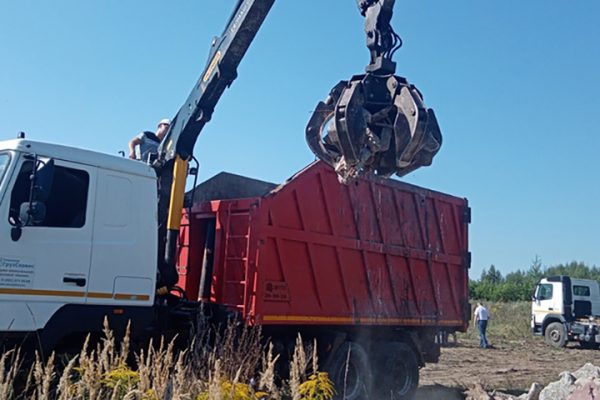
[394,192,425,250]
[268,189,304,231]
[195,162,471,329]
[337,248,375,316]
[350,182,383,243]
[296,176,334,236]
[440,262,462,318]
[425,197,444,256]
[177,212,208,301]
[311,244,351,314]
[437,201,464,257]
[319,175,358,240]
[279,239,321,312]
[364,251,397,316]
[409,258,438,317]
[386,255,420,317]
[263,237,285,281]
[376,185,402,247]
[257,239,292,313]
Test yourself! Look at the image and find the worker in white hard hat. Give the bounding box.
[128,119,171,161]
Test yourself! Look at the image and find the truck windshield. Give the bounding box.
[0,153,9,187]
[537,284,553,300]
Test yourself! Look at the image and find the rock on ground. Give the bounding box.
[539,363,600,400]
[467,363,600,400]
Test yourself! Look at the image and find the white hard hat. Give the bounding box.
[158,118,171,126]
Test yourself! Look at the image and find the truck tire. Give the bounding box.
[325,341,372,400]
[545,322,567,348]
[373,342,419,400]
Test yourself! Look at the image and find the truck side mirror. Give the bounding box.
[11,226,22,241]
[531,285,540,302]
[19,201,47,226]
[12,201,47,240]
[32,157,55,202]
[10,156,55,241]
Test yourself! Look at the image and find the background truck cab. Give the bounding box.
[532,276,600,349]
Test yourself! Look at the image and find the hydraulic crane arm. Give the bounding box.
[359,0,398,74]
[154,0,275,288]
[157,0,275,163]
[154,0,442,288]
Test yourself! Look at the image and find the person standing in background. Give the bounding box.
[473,301,490,348]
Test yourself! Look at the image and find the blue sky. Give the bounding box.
[1,1,599,278]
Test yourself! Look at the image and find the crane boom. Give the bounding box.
[153,0,275,288]
[157,0,275,163]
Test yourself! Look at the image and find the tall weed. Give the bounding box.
[1,320,334,400]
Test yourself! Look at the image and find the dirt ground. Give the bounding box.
[413,337,599,399]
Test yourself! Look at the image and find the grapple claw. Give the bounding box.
[306,73,442,183]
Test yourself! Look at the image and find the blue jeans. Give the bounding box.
[478,320,489,348]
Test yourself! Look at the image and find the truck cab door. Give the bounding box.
[0,155,96,332]
[533,283,561,326]
[86,169,156,306]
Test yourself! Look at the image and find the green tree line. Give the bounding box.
[470,258,600,302]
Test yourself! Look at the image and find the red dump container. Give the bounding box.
[177,161,470,331]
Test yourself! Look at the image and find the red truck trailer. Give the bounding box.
[177,161,470,399]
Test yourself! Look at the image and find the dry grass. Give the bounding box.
[0,319,335,400]
[0,349,22,399]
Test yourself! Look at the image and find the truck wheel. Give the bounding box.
[325,341,372,400]
[544,322,567,348]
[373,342,419,400]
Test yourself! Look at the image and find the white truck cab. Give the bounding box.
[0,139,159,351]
[532,276,600,349]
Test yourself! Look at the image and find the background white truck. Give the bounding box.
[532,275,600,349]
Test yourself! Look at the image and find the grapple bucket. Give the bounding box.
[306,73,442,184]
